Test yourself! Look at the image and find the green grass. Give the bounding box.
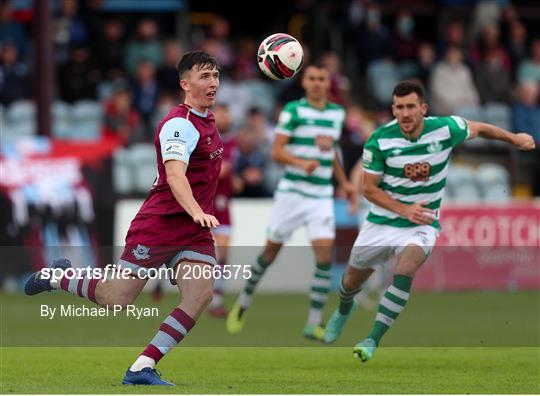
[2,347,539,394]
[1,292,539,393]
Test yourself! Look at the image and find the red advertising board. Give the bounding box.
[414,202,540,290]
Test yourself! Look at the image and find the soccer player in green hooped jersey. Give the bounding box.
[227,62,358,340]
[323,80,535,362]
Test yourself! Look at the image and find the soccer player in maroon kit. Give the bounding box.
[25,51,223,386]
[209,103,237,317]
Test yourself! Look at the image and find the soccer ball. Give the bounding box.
[257,33,304,80]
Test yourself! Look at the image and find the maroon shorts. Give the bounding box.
[119,212,217,274]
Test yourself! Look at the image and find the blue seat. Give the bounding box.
[113,149,134,194]
[476,163,511,202]
[367,59,401,106]
[446,164,482,202]
[52,101,71,139]
[6,101,36,138]
[128,143,157,193]
[70,100,102,140]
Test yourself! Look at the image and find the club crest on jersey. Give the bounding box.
[133,244,150,260]
[427,141,443,153]
[206,136,212,145]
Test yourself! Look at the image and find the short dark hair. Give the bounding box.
[176,51,220,79]
[392,80,425,100]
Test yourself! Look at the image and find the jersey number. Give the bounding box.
[404,162,431,182]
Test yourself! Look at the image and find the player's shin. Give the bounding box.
[53,267,102,305]
[133,307,196,371]
[338,273,362,315]
[308,262,332,325]
[366,274,412,346]
[238,254,270,309]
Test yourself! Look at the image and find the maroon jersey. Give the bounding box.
[214,136,237,227]
[215,135,237,200]
[138,104,224,216]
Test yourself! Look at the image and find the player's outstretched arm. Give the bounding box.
[363,172,435,225]
[271,133,319,174]
[467,120,536,150]
[165,160,219,228]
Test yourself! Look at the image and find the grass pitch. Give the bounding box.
[1,292,539,394]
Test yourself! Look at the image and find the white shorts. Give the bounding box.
[267,192,335,243]
[349,221,439,269]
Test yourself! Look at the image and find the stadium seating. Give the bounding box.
[129,143,158,193]
[367,59,401,106]
[70,101,103,140]
[445,164,483,202]
[475,163,512,202]
[6,101,36,138]
[52,101,71,139]
[112,148,134,194]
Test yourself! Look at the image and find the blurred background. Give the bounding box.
[0,0,539,294]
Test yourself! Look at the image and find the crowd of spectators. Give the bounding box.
[1,0,539,196]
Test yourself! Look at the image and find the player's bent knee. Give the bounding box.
[395,262,421,277]
[99,291,136,309]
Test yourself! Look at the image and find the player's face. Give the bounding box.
[181,65,220,111]
[301,66,330,101]
[392,93,428,136]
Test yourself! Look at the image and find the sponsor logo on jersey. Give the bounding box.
[362,149,373,164]
[427,141,443,153]
[210,146,224,159]
[165,142,186,156]
[133,244,150,260]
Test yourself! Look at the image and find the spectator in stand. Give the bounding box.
[340,103,376,173]
[235,127,271,198]
[102,80,143,145]
[94,18,126,82]
[157,40,183,99]
[58,46,101,103]
[0,41,30,106]
[216,61,252,129]
[321,51,351,105]
[245,107,273,153]
[473,27,513,104]
[513,82,540,143]
[205,17,234,72]
[506,20,528,79]
[436,20,468,61]
[130,59,159,133]
[151,93,177,131]
[53,0,89,65]
[344,103,376,148]
[429,46,480,115]
[125,18,162,77]
[391,9,419,63]
[412,42,435,86]
[471,24,511,73]
[0,1,27,58]
[517,39,540,86]
[355,3,392,70]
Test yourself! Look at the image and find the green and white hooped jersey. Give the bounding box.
[275,98,345,199]
[362,116,470,230]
